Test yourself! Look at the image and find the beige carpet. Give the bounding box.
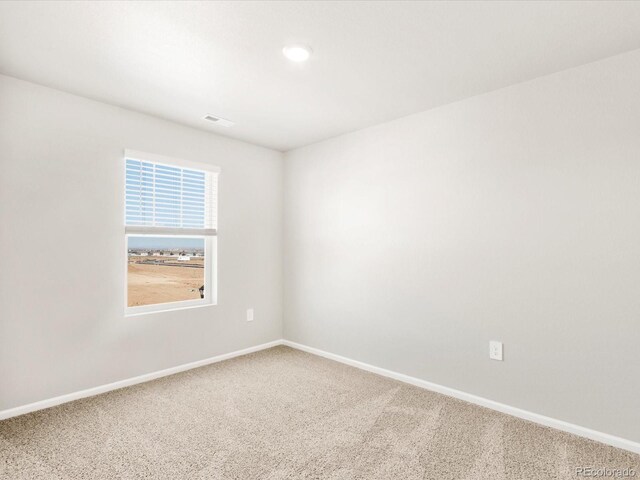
[1,346,638,479]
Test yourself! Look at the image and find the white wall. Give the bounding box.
[283,51,640,442]
[0,75,283,410]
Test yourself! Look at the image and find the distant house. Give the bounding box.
[177,255,191,262]
[139,252,148,257]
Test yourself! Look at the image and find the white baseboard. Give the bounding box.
[282,340,640,454]
[0,339,283,421]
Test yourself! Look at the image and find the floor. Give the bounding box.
[1,346,638,479]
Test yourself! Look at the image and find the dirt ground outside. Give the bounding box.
[127,256,205,307]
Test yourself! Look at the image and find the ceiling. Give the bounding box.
[2,1,640,151]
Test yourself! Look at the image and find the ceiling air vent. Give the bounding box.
[203,114,234,127]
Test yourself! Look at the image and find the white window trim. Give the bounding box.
[123,150,220,317]
[125,149,221,173]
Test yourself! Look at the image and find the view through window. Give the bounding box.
[127,236,205,307]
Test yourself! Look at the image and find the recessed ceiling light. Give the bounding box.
[282,45,312,62]
[203,114,234,127]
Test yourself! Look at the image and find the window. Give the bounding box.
[124,150,219,315]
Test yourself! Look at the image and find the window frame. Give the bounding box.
[123,150,220,317]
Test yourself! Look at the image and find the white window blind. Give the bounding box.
[125,157,218,235]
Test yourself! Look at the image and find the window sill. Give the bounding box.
[125,301,217,318]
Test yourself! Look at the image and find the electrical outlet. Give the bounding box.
[246,308,254,322]
[489,341,503,361]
